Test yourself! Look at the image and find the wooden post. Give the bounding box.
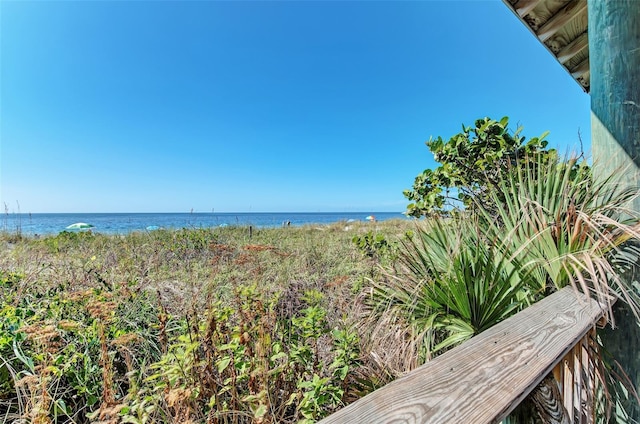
[588,0,640,421]
[589,0,640,205]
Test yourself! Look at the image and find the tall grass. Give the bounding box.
[0,220,409,423]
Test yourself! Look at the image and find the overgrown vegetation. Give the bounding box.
[0,221,406,423]
[3,116,640,422]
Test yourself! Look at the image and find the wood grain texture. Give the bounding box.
[530,376,571,423]
[556,32,588,63]
[569,57,589,80]
[511,0,545,16]
[537,0,587,42]
[319,287,605,424]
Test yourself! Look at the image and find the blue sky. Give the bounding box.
[1,0,591,214]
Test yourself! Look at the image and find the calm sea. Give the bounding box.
[1,212,408,236]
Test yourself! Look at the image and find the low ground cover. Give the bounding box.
[0,220,408,423]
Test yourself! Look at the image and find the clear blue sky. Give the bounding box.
[1,0,591,214]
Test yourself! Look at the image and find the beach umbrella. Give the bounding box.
[146,225,160,231]
[365,215,376,221]
[66,222,95,230]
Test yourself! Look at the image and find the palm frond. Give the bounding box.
[479,154,640,323]
[365,218,531,359]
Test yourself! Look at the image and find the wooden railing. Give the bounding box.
[553,326,600,423]
[319,286,607,424]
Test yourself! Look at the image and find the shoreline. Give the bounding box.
[2,212,410,237]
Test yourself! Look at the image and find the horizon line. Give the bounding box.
[5,210,406,215]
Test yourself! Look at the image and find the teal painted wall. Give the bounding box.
[590,0,640,193]
[589,0,640,421]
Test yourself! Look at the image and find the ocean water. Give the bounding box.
[1,212,408,236]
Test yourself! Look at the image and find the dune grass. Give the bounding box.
[0,220,410,423]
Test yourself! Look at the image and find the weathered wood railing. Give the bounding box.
[319,286,607,423]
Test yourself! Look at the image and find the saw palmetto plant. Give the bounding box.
[365,153,640,419]
[366,218,533,362]
[481,154,640,323]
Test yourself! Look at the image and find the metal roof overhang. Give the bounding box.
[502,0,590,93]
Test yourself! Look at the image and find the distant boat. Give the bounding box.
[66,222,94,230]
